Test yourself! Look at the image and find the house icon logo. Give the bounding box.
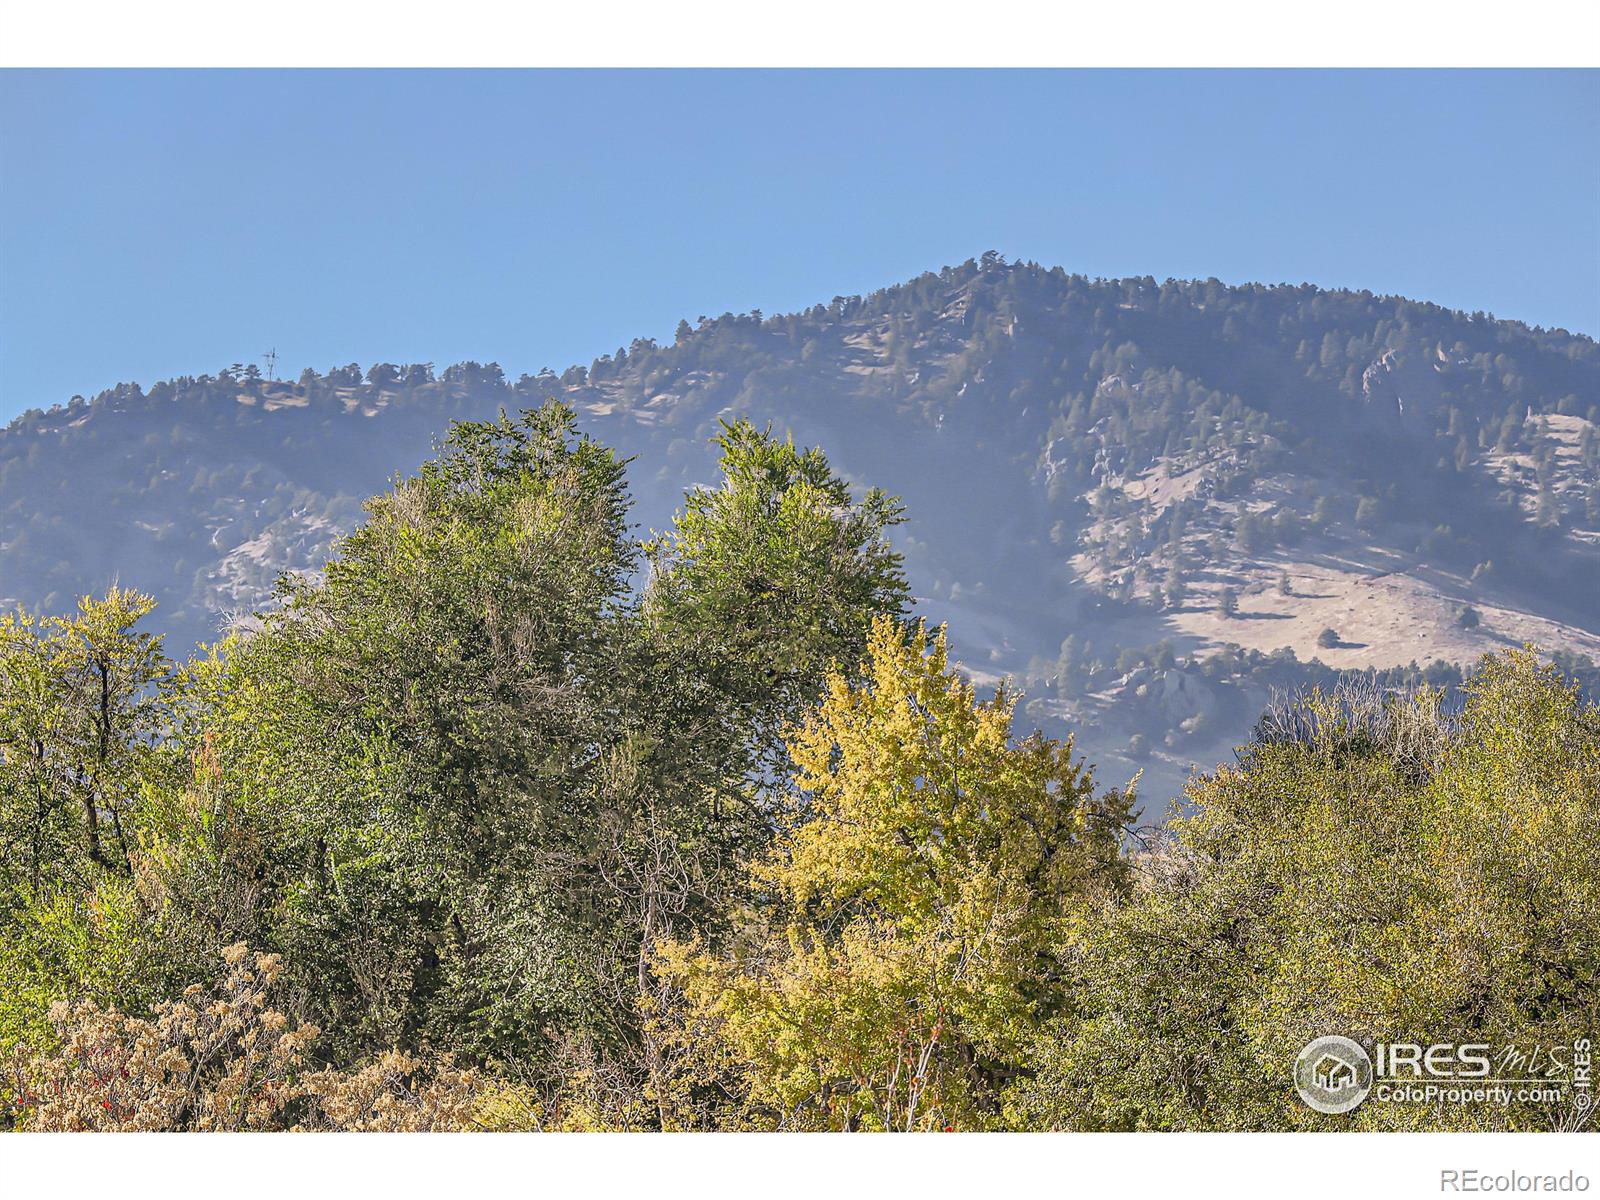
[1313,1053,1357,1093]
[1295,1035,1373,1114]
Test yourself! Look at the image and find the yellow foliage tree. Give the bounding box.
[655,617,1133,1130]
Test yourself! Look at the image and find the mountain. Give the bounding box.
[4,255,1598,805]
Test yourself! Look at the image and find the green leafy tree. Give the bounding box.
[147,405,912,1111]
[204,404,637,1064]
[0,589,175,1055]
[644,418,909,775]
[1011,652,1600,1131]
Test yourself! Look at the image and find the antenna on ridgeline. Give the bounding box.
[263,348,278,382]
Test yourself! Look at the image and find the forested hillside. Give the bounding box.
[4,254,1599,799]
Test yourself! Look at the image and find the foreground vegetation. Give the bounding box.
[1,404,1595,1130]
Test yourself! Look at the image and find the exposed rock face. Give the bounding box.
[1119,666,1220,728]
[1360,347,1451,433]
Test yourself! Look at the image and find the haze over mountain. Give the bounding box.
[3,256,1597,803]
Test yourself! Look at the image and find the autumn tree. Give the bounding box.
[656,617,1134,1130]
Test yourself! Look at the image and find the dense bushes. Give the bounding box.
[1011,659,1600,1131]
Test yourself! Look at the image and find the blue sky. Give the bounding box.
[1,69,1596,420]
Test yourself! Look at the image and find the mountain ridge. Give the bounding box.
[4,255,1598,803]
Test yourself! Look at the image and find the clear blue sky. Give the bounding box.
[2,69,1596,420]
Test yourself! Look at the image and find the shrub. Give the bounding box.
[1009,651,1600,1132]
[3,943,316,1131]
[3,944,483,1132]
